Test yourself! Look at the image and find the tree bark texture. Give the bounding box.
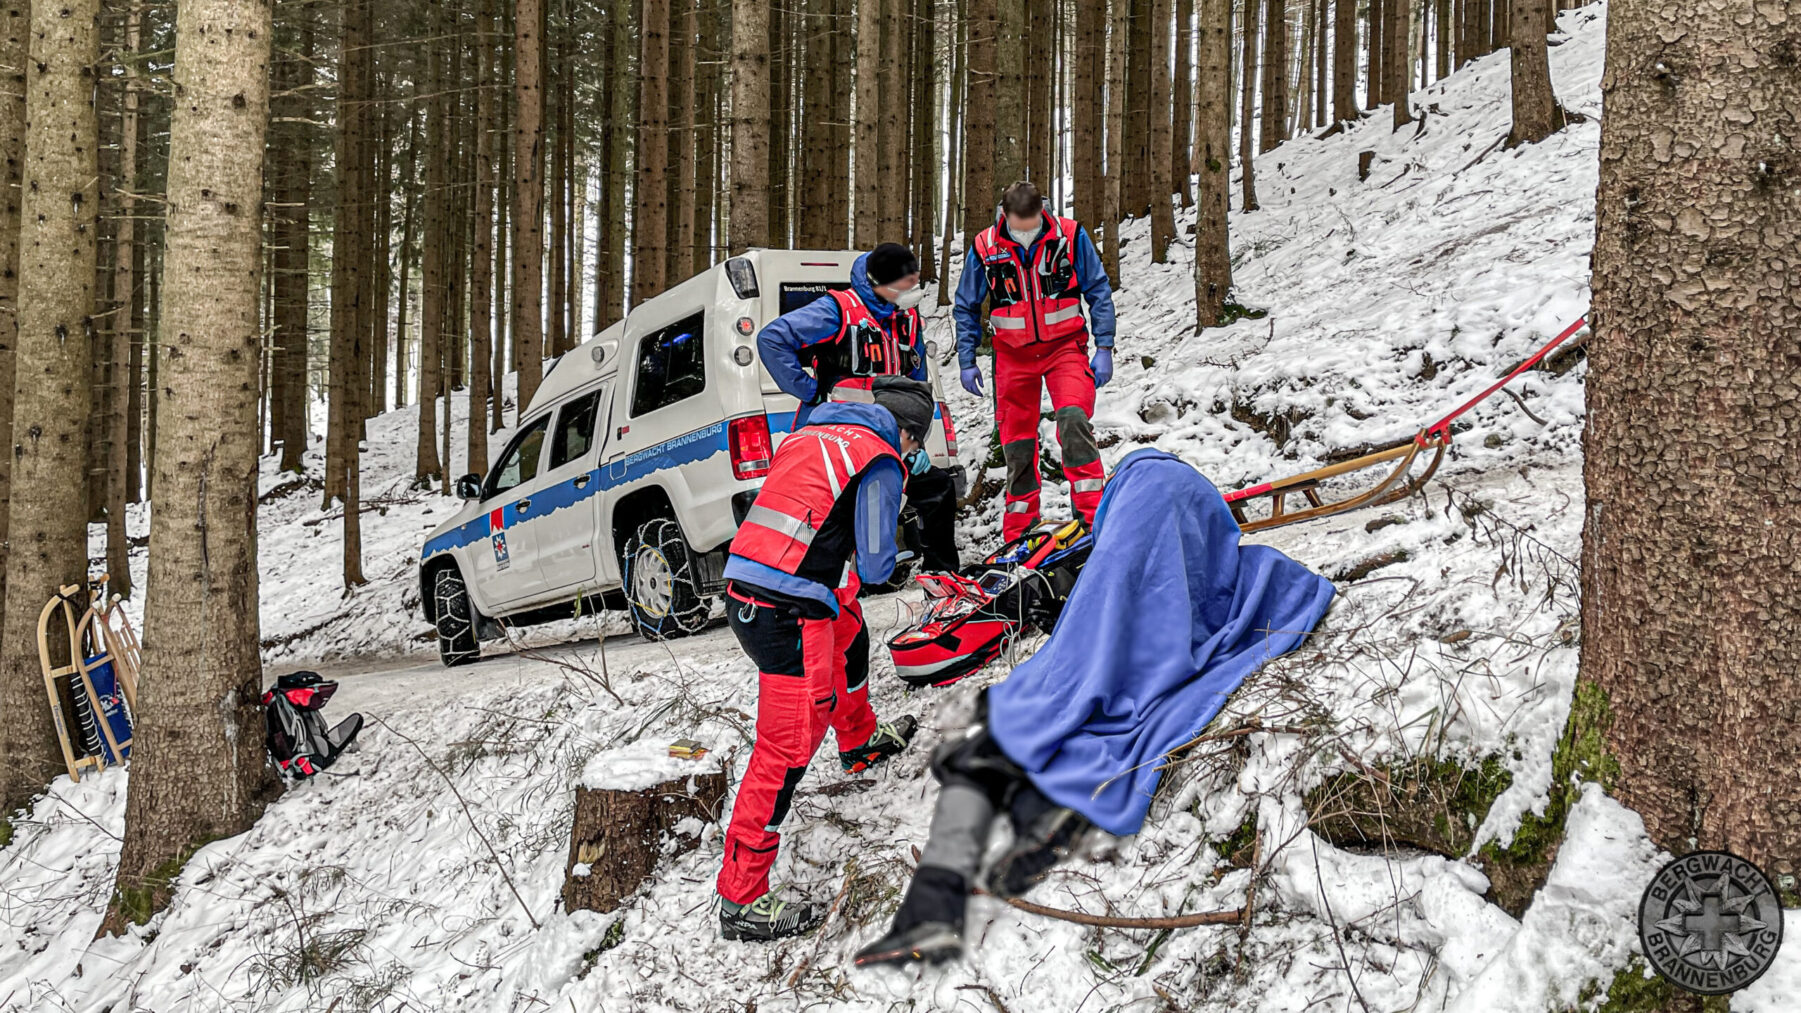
[1193,0,1231,325]
[1102,0,1125,282]
[963,0,997,238]
[102,0,277,933]
[1387,0,1413,127]
[1504,0,1563,147]
[730,0,770,252]
[1259,0,1287,153]
[1586,0,1801,892]
[1148,0,1175,260]
[0,0,23,629]
[1073,0,1102,224]
[513,0,547,408]
[563,769,728,914]
[1332,0,1356,122]
[0,0,101,811]
[1238,0,1260,210]
[993,0,1024,192]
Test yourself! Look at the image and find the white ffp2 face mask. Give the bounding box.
[890,286,927,310]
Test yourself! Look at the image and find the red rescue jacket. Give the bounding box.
[973,213,1085,351]
[729,421,902,574]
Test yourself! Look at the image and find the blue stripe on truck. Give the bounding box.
[420,419,731,561]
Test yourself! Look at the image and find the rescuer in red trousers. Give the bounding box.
[953,181,1118,541]
[714,377,936,942]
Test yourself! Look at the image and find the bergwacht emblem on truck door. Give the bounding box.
[1638,849,1783,995]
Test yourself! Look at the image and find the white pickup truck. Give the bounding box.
[418,250,965,665]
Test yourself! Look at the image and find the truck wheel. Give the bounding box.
[622,517,711,641]
[434,567,482,666]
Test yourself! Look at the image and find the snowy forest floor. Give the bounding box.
[16,4,1798,1010]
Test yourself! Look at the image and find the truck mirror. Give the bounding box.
[455,474,483,501]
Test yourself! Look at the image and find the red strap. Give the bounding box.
[1419,316,1588,445]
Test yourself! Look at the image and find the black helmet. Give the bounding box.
[871,376,934,444]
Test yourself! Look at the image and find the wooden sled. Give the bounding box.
[38,584,135,781]
[1225,432,1447,533]
[1223,316,1589,535]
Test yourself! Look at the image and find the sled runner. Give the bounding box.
[37,584,136,781]
[263,671,364,778]
[887,520,1093,688]
[1225,316,1588,533]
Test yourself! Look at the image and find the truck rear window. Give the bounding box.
[632,311,706,416]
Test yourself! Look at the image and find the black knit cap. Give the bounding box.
[866,243,920,287]
[871,376,934,443]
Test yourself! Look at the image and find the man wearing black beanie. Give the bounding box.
[755,244,962,573]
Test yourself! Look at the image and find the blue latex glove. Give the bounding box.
[1091,347,1114,388]
[960,365,985,397]
[905,448,931,475]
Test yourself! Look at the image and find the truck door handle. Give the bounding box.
[517,498,531,511]
[574,475,591,489]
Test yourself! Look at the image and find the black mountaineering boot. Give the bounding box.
[854,866,967,968]
[840,715,920,773]
[985,805,1092,900]
[719,891,827,942]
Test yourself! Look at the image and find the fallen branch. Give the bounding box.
[995,893,1245,930]
[786,860,859,987]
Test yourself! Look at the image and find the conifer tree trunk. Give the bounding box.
[964,0,997,236]
[937,0,965,304]
[1193,0,1231,325]
[1313,0,1326,126]
[909,0,936,279]
[1172,0,1193,205]
[1387,0,1412,126]
[1123,0,1150,215]
[878,0,905,238]
[106,5,141,600]
[468,0,497,476]
[272,16,312,474]
[1238,0,1259,210]
[853,0,880,246]
[1101,0,1124,281]
[601,0,631,323]
[731,0,771,253]
[1586,0,1801,892]
[1504,0,1562,147]
[1025,0,1052,188]
[0,0,22,629]
[795,0,833,246]
[1148,0,1174,260]
[667,0,695,285]
[635,0,671,296]
[417,10,447,482]
[548,22,568,359]
[100,0,277,934]
[769,0,792,245]
[692,4,719,274]
[1259,0,1286,152]
[0,0,101,811]
[1435,0,1450,81]
[828,0,851,241]
[993,0,1024,192]
[395,111,416,412]
[513,0,547,406]
[1369,0,1385,109]
[1073,0,1102,224]
[1332,0,1356,122]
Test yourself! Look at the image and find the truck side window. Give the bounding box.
[631,311,706,417]
[551,389,602,469]
[485,416,550,500]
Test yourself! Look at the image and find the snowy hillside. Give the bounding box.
[19,5,1799,1010]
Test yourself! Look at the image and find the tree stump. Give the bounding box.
[563,742,728,914]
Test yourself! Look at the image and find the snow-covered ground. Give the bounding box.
[25,5,1800,1010]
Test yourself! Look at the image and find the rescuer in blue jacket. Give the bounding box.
[756,244,961,572]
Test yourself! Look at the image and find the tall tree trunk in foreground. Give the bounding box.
[0,0,101,812]
[0,0,24,636]
[1504,0,1562,147]
[106,5,140,601]
[1148,0,1174,260]
[101,0,277,933]
[1585,0,1801,904]
[331,0,370,585]
[1193,0,1231,325]
[730,0,770,252]
[513,0,547,410]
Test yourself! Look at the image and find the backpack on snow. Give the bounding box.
[262,671,363,778]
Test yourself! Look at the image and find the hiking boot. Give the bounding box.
[719,891,826,942]
[985,807,1091,900]
[840,715,919,772]
[853,921,964,967]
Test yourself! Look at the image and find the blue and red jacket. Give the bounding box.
[953,212,1116,369]
[722,402,907,616]
[758,251,930,426]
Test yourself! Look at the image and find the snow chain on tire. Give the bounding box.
[434,568,481,666]
[622,517,711,641]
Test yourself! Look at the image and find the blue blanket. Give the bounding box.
[988,450,1337,835]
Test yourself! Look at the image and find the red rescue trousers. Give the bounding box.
[716,577,876,905]
[995,337,1106,541]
